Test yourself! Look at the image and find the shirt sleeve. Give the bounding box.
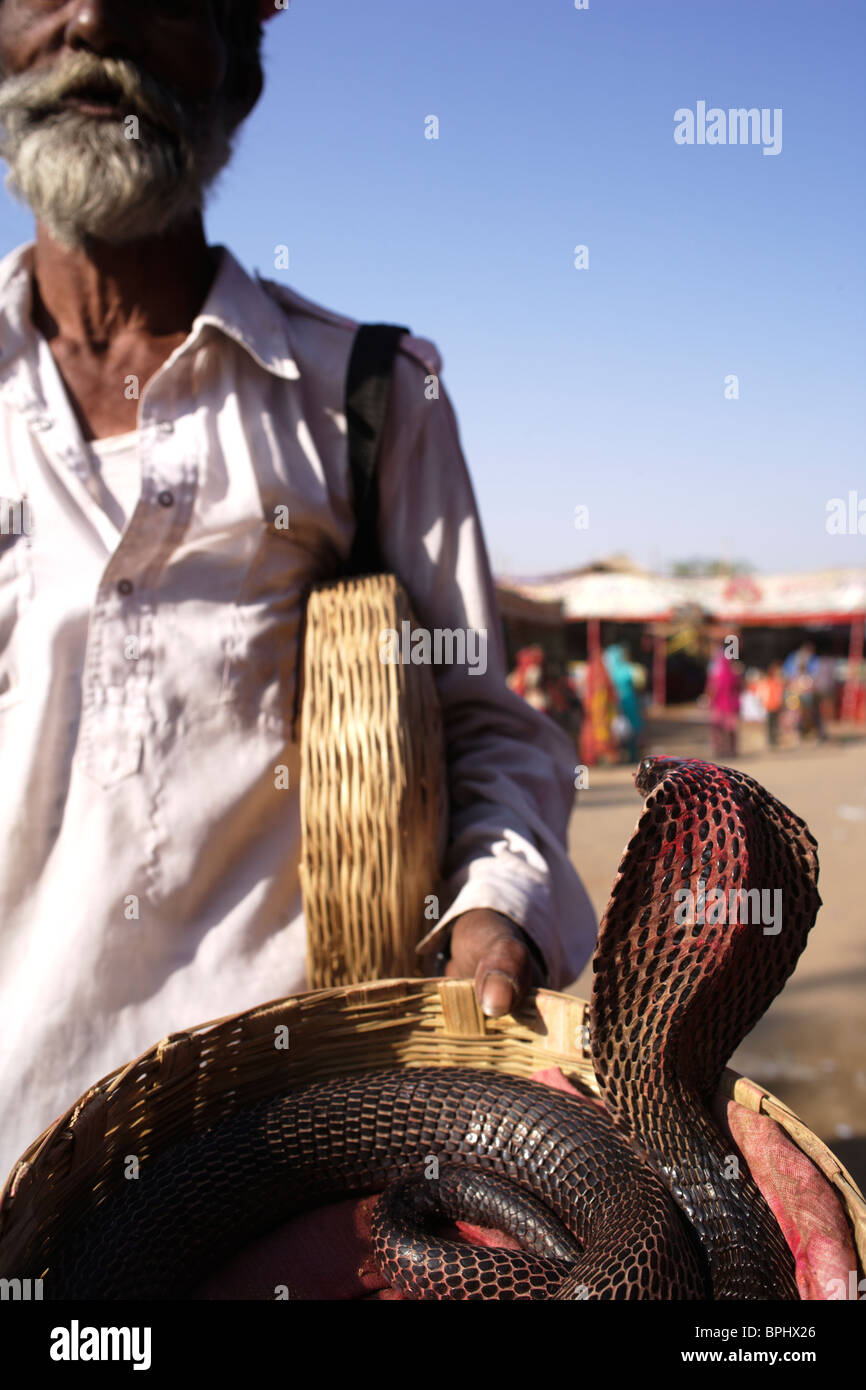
[374,334,598,989]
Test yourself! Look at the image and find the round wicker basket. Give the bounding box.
[0,979,863,1290]
[298,573,448,988]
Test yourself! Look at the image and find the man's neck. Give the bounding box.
[30,214,220,351]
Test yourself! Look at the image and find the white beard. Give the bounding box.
[0,54,237,249]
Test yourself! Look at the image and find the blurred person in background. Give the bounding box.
[507,647,584,753]
[705,643,742,758]
[544,654,584,754]
[812,652,838,742]
[786,646,819,741]
[578,647,618,767]
[506,645,548,711]
[739,668,766,725]
[784,640,817,679]
[756,662,786,748]
[603,642,642,764]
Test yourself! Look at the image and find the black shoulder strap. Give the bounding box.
[291,320,410,741]
[344,321,410,577]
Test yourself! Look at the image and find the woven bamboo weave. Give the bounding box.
[298,573,447,988]
[0,980,862,1285]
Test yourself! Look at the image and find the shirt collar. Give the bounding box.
[191,242,300,380]
[0,239,301,381]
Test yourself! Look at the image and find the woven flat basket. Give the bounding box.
[0,979,863,1290]
[298,572,448,988]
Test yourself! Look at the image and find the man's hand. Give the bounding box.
[444,908,546,1018]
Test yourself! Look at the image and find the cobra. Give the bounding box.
[33,757,820,1300]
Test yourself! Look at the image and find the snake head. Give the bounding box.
[634,755,686,796]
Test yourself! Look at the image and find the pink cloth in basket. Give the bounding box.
[712,1093,856,1300]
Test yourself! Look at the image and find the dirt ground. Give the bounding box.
[566,708,866,1193]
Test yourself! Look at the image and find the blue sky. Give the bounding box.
[2,0,864,579]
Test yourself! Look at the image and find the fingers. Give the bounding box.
[444,909,539,1019]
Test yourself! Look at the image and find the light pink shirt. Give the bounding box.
[0,240,596,1177]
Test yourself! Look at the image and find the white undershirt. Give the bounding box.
[84,429,141,530]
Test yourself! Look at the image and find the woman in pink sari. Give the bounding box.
[705,646,742,758]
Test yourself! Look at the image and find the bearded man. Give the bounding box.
[0,0,596,1177]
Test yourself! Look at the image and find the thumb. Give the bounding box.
[474,929,532,1019]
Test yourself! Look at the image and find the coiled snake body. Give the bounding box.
[36,758,820,1300]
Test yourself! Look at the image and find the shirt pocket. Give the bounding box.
[0,499,33,712]
[217,520,340,737]
[75,697,145,788]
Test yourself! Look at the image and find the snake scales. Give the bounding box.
[34,757,820,1300]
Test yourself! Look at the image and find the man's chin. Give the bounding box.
[0,110,232,248]
[30,197,202,250]
[7,179,205,249]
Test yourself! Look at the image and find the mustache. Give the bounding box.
[0,52,194,137]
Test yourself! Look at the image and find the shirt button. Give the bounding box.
[157,420,174,435]
[117,578,134,596]
[157,490,174,507]
[33,414,53,431]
